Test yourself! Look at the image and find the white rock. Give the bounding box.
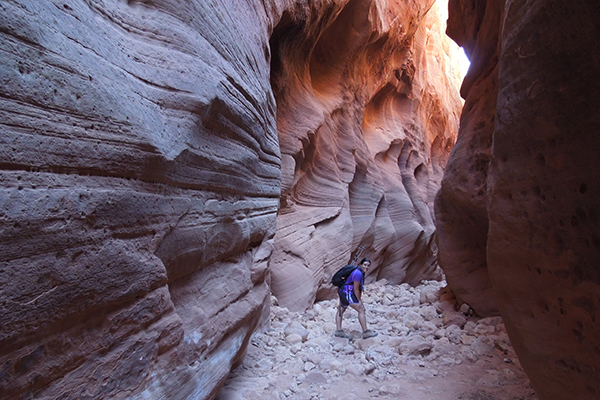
[460,334,476,345]
[420,321,438,335]
[443,311,467,328]
[399,336,434,356]
[379,384,403,395]
[474,323,496,335]
[285,333,303,345]
[396,295,415,307]
[306,352,324,365]
[303,361,315,372]
[418,305,439,321]
[361,363,375,375]
[284,321,309,341]
[290,343,302,354]
[403,311,425,329]
[318,356,337,370]
[383,337,404,348]
[343,344,355,355]
[333,342,346,352]
[329,359,346,373]
[419,286,440,304]
[346,363,365,376]
[255,357,274,369]
[461,347,478,362]
[322,323,337,335]
[446,327,462,345]
[304,337,330,350]
[463,320,477,334]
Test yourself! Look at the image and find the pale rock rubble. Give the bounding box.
[216,280,537,400]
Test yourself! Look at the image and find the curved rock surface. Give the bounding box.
[270,0,463,311]
[434,0,504,317]
[436,1,600,399]
[488,2,600,399]
[0,1,280,398]
[0,0,463,399]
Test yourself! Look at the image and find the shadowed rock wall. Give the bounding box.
[434,0,504,317]
[436,0,600,399]
[269,0,463,311]
[0,0,280,398]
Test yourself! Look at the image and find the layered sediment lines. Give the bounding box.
[0,0,462,398]
[0,1,280,398]
[270,0,463,311]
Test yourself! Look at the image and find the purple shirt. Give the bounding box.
[340,267,364,296]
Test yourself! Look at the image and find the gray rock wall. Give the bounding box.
[0,1,280,398]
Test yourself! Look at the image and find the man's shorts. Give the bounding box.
[339,287,359,307]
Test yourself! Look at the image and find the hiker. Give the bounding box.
[334,257,378,339]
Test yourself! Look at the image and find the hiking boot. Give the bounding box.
[334,330,349,338]
[362,330,378,339]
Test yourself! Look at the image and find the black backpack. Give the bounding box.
[331,265,358,287]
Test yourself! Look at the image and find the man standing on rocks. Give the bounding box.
[335,258,378,339]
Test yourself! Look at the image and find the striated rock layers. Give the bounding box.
[436,0,600,399]
[0,0,281,399]
[269,0,463,311]
[0,0,463,398]
[1,0,462,398]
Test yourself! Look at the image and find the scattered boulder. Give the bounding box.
[284,321,309,342]
[217,280,536,400]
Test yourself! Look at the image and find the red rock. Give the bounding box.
[270,0,463,311]
[435,0,505,317]
[488,1,600,399]
[437,0,600,398]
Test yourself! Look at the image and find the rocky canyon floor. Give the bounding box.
[216,280,538,400]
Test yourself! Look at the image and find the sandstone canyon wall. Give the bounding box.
[436,0,600,399]
[270,0,463,311]
[0,1,281,398]
[0,0,462,399]
[434,0,504,317]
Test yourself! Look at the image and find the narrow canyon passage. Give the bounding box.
[1,0,598,399]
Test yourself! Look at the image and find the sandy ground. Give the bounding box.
[216,280,538,400]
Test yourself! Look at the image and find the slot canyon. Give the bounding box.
[0,0,598,399]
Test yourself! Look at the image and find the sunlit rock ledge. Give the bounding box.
[269,0,463,311]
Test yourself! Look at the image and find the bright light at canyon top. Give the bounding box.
[457,47,470,79]
[436,0,470,81]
